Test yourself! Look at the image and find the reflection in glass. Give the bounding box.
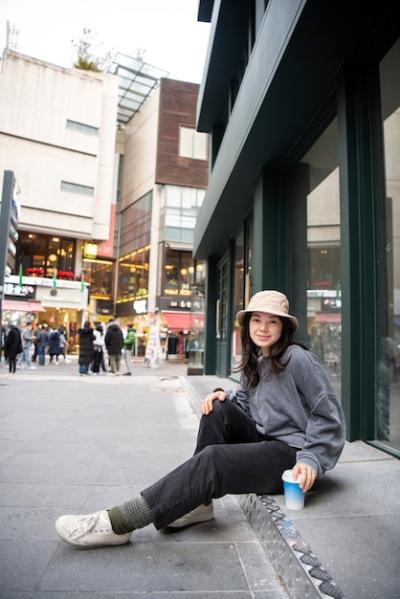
[117,246,150,302]
[377,38,400,450]
[82,259,113,298]
[302,118,341,399]
[231,230,244,371]
[159,186,206,243]
[17,232,76,278]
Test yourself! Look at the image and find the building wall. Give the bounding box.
[120,87,159,212]
[0,50,119,240]
[195,0,400,452]
[156,78,208,189]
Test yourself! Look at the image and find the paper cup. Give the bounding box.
[282,469,305,510]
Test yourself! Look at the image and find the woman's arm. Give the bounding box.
[201,383,251,416]
[290,348,346,480]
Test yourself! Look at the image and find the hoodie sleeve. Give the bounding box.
[289,348,346,476]
[224,377,251,417]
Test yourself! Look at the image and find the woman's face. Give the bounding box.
[249,312,283,356]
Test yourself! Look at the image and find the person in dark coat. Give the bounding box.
[49,329,61,363]
[105,319,124,374]
[78,321,95,375]
[36,324,49,366]
[4,324,22,374]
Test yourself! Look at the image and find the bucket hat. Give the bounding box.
[236,290,298,330]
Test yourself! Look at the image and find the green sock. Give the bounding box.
[108,507,131,535]
[108,495,154,534]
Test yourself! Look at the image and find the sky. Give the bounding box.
[0,0,210,83]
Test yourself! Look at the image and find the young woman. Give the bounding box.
[55,290,345,547]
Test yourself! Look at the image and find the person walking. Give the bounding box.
[4,324,22,374]
[55,290,345,548]
[36,324,49,366]
[18,321,35,369]
[92,323,107,374]
[58,326,68,361]
[77,321,95,375]
[122,323,135,375]
[48,328,61,364]
[105,318,124,375]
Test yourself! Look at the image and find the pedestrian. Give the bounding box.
[48,328,61,364]
[55,290,345,548]
[78,321,95,375]
[4,323,22,374]
[18,321,36,369]
[31,323,40,362]
[36,324,49,366]
[122,323,135,375]
[105,318,124,374]
[58,326,68,361]
[92,323,107,374]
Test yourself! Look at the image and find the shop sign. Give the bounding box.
[133,299,147,314]
[4,282,36,298]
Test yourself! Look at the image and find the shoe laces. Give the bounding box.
[70,512,107,540]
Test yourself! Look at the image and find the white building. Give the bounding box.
[0,50,119,335]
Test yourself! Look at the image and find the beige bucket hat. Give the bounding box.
[236,290,298,330]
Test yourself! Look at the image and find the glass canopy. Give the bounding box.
[108,52,168,124]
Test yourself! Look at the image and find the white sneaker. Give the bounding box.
[166,503,214,529]
[29,366,36,370]
[55,509,132,547]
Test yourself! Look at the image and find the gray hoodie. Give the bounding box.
[227,344,345,477]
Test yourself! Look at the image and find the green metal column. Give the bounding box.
[252,170,288,294]
[337,70,380,441]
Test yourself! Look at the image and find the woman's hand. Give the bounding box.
[201,390,227,415]
[292,462,317,492]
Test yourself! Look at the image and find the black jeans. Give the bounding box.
[142,399,297,529]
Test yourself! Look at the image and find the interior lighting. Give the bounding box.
[52,237,60,242]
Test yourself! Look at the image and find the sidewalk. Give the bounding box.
[184,376,400,599]
[1,360,399,598]
[0,361,289,598]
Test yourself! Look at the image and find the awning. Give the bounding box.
[312,313,341,323]
[163,312,205,331]
[2,299,45,312]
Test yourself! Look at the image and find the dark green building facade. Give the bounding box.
[193,0,400,456]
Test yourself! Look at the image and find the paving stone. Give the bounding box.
[0,540,58,593]
[31,592,253,599]
[292,513,400,599]
[0,482,92,508]
[39,542,250,593]
[235,541,288,592]
[0,507,65,540]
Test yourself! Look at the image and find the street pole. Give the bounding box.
[0,170,16,360]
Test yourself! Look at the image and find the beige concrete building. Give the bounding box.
[0,50,119,336]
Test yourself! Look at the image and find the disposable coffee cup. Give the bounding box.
[282,469,305,510]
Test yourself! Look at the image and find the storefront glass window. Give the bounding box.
[82,259,113,299]
[231,230,244,371]
[302,118,341,400]
[162,248,194,296]
[377,38,400,450]
[160,186,206,243]
[117,246,150,302]
[17,232,75,278]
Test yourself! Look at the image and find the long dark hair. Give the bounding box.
[235,313,298,389]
